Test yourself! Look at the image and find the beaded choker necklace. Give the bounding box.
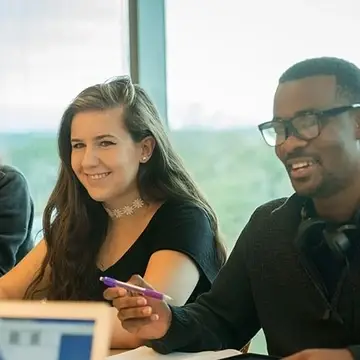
[104,198,145,219]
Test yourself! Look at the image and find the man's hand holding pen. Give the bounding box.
[103,274,172,340]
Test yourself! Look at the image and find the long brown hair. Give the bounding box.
[25,76,226,300]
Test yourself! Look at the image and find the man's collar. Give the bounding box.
[271,193,306,215]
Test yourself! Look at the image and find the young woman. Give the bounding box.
[0,76,226,349]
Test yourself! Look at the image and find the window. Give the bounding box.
[165,0,360,353]
[0,0,129,240]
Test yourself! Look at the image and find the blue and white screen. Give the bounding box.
[0,318,95,360]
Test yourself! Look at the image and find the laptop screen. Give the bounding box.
[0,317,95,360]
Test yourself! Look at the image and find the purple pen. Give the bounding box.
[100,276,172,302]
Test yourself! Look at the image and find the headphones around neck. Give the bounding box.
[295,201,360,263]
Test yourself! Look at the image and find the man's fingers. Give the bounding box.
[112,295,147,311]
[128,274,153,289]
[103,287,127,300]
[121,317,158,334]
[117,303,154,321]
[103,275,154,302]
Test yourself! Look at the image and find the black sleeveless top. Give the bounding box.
[93,200,223,303]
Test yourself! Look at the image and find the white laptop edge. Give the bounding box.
[0,301,112,360]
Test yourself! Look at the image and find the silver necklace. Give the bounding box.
[103,198,144,219]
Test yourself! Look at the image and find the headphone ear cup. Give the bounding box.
[323,225,355,262]
[294,218,326,251]
[354,208,360,227]
[322,229,345,262]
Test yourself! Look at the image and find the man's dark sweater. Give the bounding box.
[150,194,360,359]
[0,165,34,276]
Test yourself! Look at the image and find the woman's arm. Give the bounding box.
[0,287,7,299]
[0,239,48,299]
[110,249,200,349]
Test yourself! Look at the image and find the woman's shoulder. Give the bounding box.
[150,199,222,289]
[149,198,214,253]
[156,198,210,224]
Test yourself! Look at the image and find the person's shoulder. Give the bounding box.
[151,199,213,245]
[150,199,219,286]
[0,165,28,187]
[253,197,288,216]
[0,165,31,203]
[159,199,209,223]
[250,193,302,224]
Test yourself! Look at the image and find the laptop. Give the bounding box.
[0,301,112,360]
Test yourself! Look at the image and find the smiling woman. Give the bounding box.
[69,106,155,208]
[0,76,226,350]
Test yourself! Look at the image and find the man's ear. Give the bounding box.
[139,136,156,163]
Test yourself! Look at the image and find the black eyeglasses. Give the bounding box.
[258,104,360,147]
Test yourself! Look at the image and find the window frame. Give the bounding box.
[129,0,168,126]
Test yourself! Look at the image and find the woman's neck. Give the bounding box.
[103,190,142,210]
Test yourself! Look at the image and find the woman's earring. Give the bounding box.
[142,156,147,162]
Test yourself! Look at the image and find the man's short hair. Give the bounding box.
[279,57,360,102]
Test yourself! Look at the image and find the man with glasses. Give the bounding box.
[104,57,360,360]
